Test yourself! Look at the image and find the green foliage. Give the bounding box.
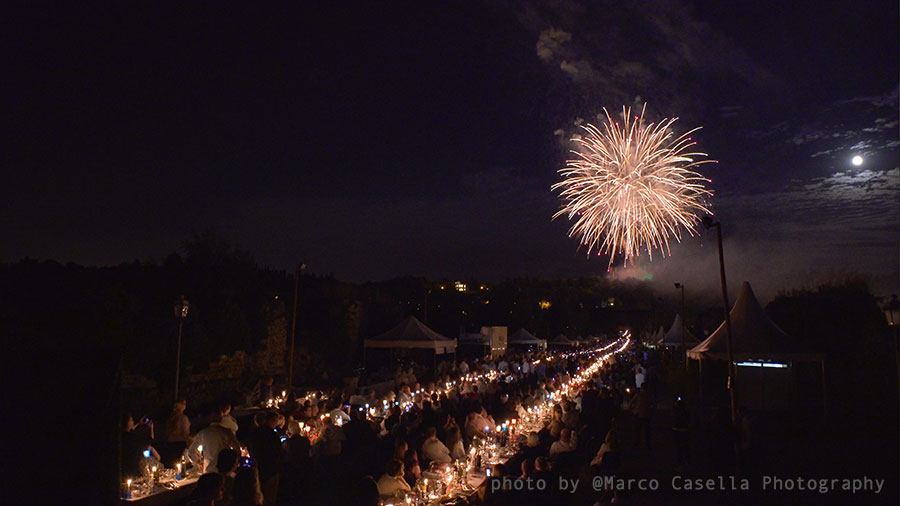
[766,277,895,409]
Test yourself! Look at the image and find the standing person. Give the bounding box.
[672,396,691,469]
[165,400,191,465]
[187,413,240,473]
[216,448,240,506]
[231,467,265,506]
[249,411,284,506]
[187,473,224,506]
[628,386,653,449]
[634,363,646,389]
[218,401,239,434]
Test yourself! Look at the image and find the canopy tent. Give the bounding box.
[658,314,701,348]
[687,281,825,412]
[459,332,490,346]
[687,282,820,362]
[508,328,547,348]
[364,316,457,354]
[549,334,576,346]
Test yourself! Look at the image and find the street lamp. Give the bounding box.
[173,295,189,403]
[424,287,434,325]
[701,216,738,426]
[288,263,307,393]
[674,283,687,370]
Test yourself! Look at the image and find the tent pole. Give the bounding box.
[698,358,703,402]
[820,359,827,419]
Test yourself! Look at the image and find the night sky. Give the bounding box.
[3,0,898,301]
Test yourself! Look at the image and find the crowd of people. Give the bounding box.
[121,340,671,505]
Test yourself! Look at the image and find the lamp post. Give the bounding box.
[173,296,190,403]
[424,287,434,325]
[288,263,306,393]
[701,217,739,427]
[674,283,687,371]
[884,294,900,390]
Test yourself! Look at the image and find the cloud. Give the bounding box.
[613,164,899,303]
[536,28,572,62]
[521,0,778,127]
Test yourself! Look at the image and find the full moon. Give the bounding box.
[852,155,864,166]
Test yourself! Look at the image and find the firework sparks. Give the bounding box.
[552,105,714,268]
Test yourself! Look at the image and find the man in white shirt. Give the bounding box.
[634,364,646,389]
[187,415,240,473]
[421,426,451,464]
[549,428,577,458]
[458,360,469,375]
[397,384,413,406]
[217,402,239,434]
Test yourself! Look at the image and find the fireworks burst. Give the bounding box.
[552,105,714,268]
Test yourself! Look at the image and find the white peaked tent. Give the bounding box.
[687,281,824,411]
[508,328,547,348]
[550,334,576,346]
[658,314,700,348]
[687,282,820,361]
[364,316,457,354]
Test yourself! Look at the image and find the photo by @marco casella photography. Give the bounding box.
[2,1,898,506]
[489,473,887,495]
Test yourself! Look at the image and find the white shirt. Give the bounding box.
[220,414,239,433]
[449,440,466,461]
[422,437,452,464]
[459,361,469,374]
[635,372,646,389]
[187,423,239,472]
[549,437,576,458]
[377,474,411,497]
[329,408,350,425]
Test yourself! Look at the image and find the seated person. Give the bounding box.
[549,428,577,458]
[421,426,451,464]
[376,459,412,498]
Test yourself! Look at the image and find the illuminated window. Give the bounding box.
[538,300,551,310]
[454,281,467,292]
